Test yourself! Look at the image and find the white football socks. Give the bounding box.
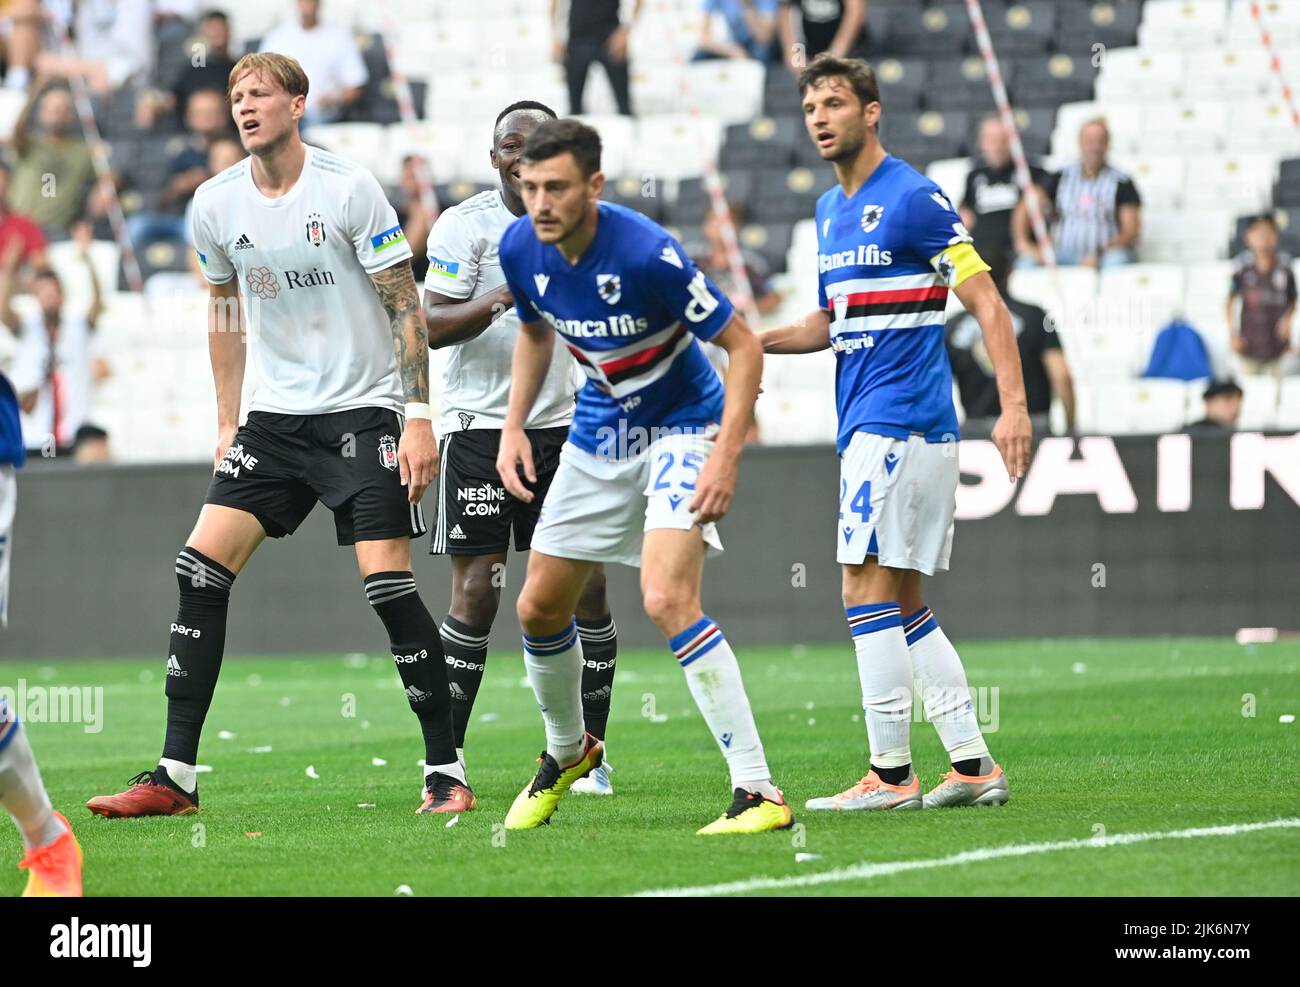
[158,757,197,794]
[846,603,914,769]
[424,760,467,785]
[904,608,990,765]
[670,617,776,797]
[0,709,67,850]
[522,621,586,766]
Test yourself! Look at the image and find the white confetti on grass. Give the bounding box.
[278,697,291,707]
[246,674,262,687]
[479,712,499,723]
[395,885,414,896]
[218,730,236,740]
[357,803,376,809]
[305,765,320,780]
[1281,715,1296,724]
[445,815,459,828]
[371,757,387,767]
[195,765,213,774]
[249,746,273,754]
[795,853,822,863]
[1071,662,1087,674]
[649,714,669,723]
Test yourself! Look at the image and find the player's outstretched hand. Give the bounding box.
[689,455,737,524]
[213,424,238,474]
[399,418,438,504]
[992,406,1032,482]
[496,426,536,503]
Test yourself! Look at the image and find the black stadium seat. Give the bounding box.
[720,116,801,171]
[750,165,835,224]
[433,181,492,210]
[881,109,969,170]
[1056,0,1144,57]
[927,56,1010,113]
[1276,159,1300,207]
[670,173,757,225]
[871,57,929,110]
[1011,52,1096,107]
[763,68,803,117]
[738,222,794,275]
[984,1,1057,56]
[605,175,666,221]
[889,3,973,57]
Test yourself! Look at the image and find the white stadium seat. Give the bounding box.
[1227,0,1300,47]
[1084,379,1191,435]
[1276,376,1300,430]
[1225,99,1300,157]
[1138,0,1228,50]
[1095,49,1186,104]
[683,60,765,125]
[925,157,971,211]
[755,385,838,446]
[1182,153,1277,215]
[1238,375,1280,430]
[1139,100,1228,155]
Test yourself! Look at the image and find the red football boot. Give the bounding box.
[86,769,199,818]
[417,773,476,814]
[19,811,84,897]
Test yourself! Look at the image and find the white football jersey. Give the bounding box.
[423,190,581,435]
[191,145,413,417]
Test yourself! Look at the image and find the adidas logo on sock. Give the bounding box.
[448,682,468,700]
[405,684,432,703]
[449,524,466,539]
[166,655,187,677]
[234,233,254,250]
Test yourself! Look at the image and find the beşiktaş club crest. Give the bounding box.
[597,273,622,305]
[860,204,884,233]
[306,212,326,246]
[378,434,398,471]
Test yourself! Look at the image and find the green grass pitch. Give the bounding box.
[2,638,1297,896]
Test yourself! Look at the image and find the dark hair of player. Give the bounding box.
[32,267,60,288]
[797,53,881,113]
[200,9,228,23]
[522,118,602,178]
[1245,213,1278,231]
[494,100,557,130]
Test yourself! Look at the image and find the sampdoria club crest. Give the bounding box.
[597,273,622,305]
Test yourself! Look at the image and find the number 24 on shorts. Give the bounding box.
[840,479,872,523]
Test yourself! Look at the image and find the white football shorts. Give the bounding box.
[836,430,957,575]
[530,432,724,569]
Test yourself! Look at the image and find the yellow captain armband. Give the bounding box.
[929,241,991,289]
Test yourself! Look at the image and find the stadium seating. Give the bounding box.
[33,0,1300,463]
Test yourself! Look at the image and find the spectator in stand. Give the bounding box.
[155,1,200,73]
[260,0,367,127]
[551,0,641,116]
[394,155,434,285]
[1228,214,1295,377]
[34,0,154,95]
[186,137,246,284]
[138,10,238,130]
[1184,379,1243,435]
[1013,118,1140,269]
[960,114,1046,260]
[0,0,44,92]
[2,223,109,460]
[778,0,866,72]
[127,89,233,248]
[10,82,96,237]
[946,246,1075,437]
[691,201,782,315]
[696,0,780,62]
[0,158,47,273]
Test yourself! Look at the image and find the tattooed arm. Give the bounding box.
[370,260,438,504]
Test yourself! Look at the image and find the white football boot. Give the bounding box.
[804,769,922,811]
[570,758,614,795]
[922,762,1010,808]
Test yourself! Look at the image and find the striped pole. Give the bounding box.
[1250,1,1300,131]
[962,0,1056,267]
[49,15,145,293]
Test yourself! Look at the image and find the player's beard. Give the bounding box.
[827,124,867,165]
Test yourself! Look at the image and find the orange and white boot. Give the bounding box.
[923,763,1010,808]
[18,811,84,897]
[804,770,922,811]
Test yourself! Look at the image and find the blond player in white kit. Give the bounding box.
[87,52,475,821]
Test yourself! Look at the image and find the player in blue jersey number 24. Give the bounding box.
[494,119,793,835]
[764,55,1032,812]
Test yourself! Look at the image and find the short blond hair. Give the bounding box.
[227,52,309,102]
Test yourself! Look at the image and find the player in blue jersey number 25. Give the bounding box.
[764,54,1032,813]
[494,118,793,836]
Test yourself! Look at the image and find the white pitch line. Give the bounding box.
[631,818,1300,897]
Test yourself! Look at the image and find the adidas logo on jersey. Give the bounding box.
[449,524,467,540]
[234,233,254,250]
[166,655,187,678]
